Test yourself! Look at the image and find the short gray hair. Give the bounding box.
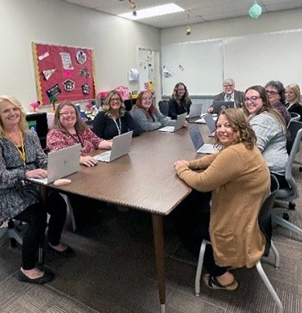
[223,78,235,85]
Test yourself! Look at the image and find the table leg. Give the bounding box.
[152,214,166,313]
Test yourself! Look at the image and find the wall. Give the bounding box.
[160,8,302,97]
[0,0,160,110]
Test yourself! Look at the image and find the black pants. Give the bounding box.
[45,192,67,246]
[176,190,228,277]
[14,202,46,270]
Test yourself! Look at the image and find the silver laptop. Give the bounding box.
[94,131,133,163]
[212,101,234,114]
[158,113,187,133]
[187,103,202,118]
[28,144,81,184]
[189,125,217,154]
[204,114,216,137]
[194,113,217,124]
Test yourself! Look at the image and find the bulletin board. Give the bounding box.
[32,42,96,105]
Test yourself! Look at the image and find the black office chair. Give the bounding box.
[195,175,283,313]
[288,112,301,123]
[272,121,302,238]
[158,100,169,116]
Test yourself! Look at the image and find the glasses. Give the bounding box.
[223,84,234,88]
[244,96,261,103]
[60,112,76,116]
[142,97,152,101]
[266,90,278,95]
[110,98,120,103]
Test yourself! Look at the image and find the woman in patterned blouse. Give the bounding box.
[47,101,112,167]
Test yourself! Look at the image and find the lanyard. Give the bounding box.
[113,118,122,135]
[2,131,26,165]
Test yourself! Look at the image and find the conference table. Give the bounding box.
[48,123,212,313]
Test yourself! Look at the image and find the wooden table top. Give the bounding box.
[50,124,212,216]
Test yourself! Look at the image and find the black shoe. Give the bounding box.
[49,245,75,258]
[17,268,55,284]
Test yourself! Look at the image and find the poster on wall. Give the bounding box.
[32,42,96,105]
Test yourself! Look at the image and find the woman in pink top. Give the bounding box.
[47,101,112,167]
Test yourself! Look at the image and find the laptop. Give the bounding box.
[28,144,81,184]
[204,114,217,137]
[194,113,217,124]
[187,103,202,119]
[158,113,187,133]
[189,125,216,154]
[94,131,133,163]
[212,101,234,114]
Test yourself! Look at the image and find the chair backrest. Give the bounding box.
[158,100,169,116]
[287,120,302,153]
[289,112,301,123]
[283,121,302,202]
[258,174,279,256]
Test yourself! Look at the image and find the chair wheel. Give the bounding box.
[283,213,290,221]
[289,202,296,210]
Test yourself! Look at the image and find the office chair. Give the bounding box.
[288,112,301,123]
[0,219,43,264]
[59,193,77,232]
[272,121,302,237]
[158,100,169,116]
[195,175,283,313]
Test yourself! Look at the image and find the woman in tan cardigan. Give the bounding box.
[174,108,270,290]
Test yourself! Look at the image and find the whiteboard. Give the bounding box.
[224,29,302,92]
[161,40,223,96]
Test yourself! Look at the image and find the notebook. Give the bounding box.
[187,103,202,118]
[189,125,216,154]
[212,101,234,114]
[158,113,187,133]
[28,144,81,185]
[204,114,216,137]
[94,131,133,163]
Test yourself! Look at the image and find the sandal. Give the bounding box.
[202,273,238,291]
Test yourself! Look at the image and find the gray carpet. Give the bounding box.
[1,160,302,312]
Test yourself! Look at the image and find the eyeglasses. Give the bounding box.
[142,97,152,101]
[244,96,261,103]
[223,84,234,88]
[266,90,278,95]
[110,98,121,103]
[60,112,76,116]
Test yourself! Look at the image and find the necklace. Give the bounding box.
[2,130,26,165]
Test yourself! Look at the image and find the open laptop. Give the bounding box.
[28,144,81,184]
[194,113,217,124]
[158,113,187,133]
[189,125,217,154]
[212,101,234,114]
[204,114,217,137]
[94,131,133,162]
[187,103,202,119]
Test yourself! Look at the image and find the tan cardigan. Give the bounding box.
[176,143,270,268]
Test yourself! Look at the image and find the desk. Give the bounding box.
[49,125,211,312]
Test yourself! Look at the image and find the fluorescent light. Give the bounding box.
[119,3,184,20]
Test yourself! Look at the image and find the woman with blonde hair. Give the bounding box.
[285,84,302,121]
[0,95,55,284]
[93,90,141,139]
[174,108,270,290]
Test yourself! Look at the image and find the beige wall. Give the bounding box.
[0,0,160,109]
[161,8,302,45]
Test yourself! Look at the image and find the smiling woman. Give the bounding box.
[174,108,270,290]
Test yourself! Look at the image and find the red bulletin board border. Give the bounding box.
[32,42,96,105]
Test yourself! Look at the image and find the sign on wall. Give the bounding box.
[32,42,96,104]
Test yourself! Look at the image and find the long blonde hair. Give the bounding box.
[102,90,125,118]
[0,95,29,135]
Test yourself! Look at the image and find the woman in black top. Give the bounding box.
[168,82,192,119]
[285,84,302,121]
[93,90,141,140]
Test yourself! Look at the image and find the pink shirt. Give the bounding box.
[47,128,102,156]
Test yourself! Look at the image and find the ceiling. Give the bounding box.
[61,0,302,29]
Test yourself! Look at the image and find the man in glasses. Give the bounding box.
[207,78,244,113]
